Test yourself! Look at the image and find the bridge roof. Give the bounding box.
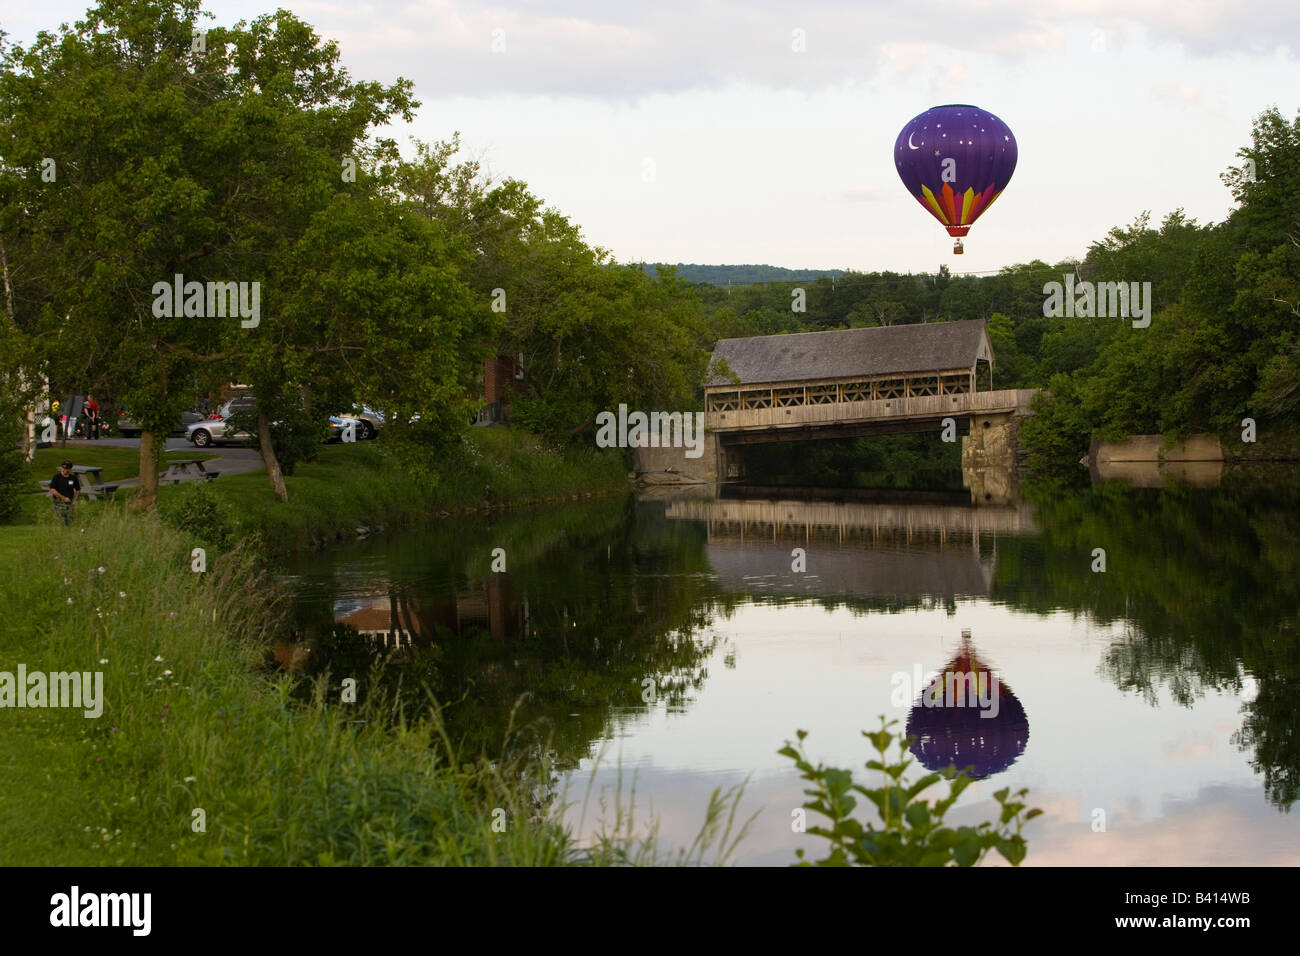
[707,319,991,386]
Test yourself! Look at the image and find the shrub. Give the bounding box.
[0,393,27,523]
[157,480,239,551]
[224,406,324,477]
[780,716,1041,866]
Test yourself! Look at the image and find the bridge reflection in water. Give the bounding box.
[665,495,1036,600]
[667,496,1034,777]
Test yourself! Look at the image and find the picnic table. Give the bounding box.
[159,458,220,485]
[40,465,119,499]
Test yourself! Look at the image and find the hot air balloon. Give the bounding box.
[894,104,1017,254]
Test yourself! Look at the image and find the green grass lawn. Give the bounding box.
[0,510,578,865]
[187,430,628,553]
[23,446,219,488]
[6,428,625,553]
[8,447,220,529]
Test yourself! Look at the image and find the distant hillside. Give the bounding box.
[642,263,847,286]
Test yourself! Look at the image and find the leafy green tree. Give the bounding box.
[1,0,225,508]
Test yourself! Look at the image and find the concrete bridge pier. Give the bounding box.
[708,431,746,482]
[962,412,1024,505]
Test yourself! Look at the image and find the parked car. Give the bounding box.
[325,417,350,442]
[333,405,383,440]
[186,398,257,447]
[116,408,206,437]
[190,398,349,447]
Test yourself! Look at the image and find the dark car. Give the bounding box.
[116,408,206,437]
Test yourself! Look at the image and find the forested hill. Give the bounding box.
[643,263,847,285]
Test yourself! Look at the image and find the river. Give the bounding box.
[276,475,1300,865]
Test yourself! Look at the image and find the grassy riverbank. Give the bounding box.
[6,427,630,554]
[0,429,645,864]
[205,427,629,553]
[0,510,591,865]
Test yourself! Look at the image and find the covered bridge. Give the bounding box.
[705,318,996,412]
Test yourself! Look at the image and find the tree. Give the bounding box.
[0,1,474,505]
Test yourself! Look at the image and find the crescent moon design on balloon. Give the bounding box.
[894,104,1017,251]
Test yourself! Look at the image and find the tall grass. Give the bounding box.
[0,509,575,865]
[0,508,748,866]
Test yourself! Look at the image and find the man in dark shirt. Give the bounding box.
[49,460,81,525]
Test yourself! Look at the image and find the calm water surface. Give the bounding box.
[277,479,1300,865]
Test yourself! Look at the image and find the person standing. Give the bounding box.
[84,394,101,440]
[64,394,82,441]
[48,459,81,525]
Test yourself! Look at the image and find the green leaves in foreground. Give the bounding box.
[779,716,1042,867]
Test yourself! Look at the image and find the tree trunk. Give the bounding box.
[23,403,36,464]
[132,430,159,511]
[259,409,288,502]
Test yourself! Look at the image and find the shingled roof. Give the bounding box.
[706,319,992,386]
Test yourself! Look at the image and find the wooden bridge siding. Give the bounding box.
[705,388,1035,433]
[664,498,1036,535]
[706,368,976,412]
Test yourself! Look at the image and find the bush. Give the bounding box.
[157,480,239,551]
[780,716,1041,866]
[0,395,27,524]
[224,406,325,477]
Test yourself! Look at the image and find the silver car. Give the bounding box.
[186,398,257,447]
[188,398,349,447]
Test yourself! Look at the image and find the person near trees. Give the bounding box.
[84,394,100,440]
[48,459,81,525]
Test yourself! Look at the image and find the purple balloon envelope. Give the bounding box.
[894,104,1017,249]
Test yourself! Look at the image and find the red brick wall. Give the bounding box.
[483,355,515,410]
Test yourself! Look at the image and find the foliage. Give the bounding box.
[645,263,846,285]
[224,404,324,478]
[779,717,1041,866]
[0,388,25,523]
[156,479,239,551]
[0,509,578,865]
[741,432,964,491]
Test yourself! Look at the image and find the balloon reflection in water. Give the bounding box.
[906,636,1029,779]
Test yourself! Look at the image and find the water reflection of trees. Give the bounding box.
[280,477,1300,813]
[1003,477,1300,810]
[282,497,727,775]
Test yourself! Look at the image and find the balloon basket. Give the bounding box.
[953,239,964,255]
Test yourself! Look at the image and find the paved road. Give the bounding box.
[50,437,266,486]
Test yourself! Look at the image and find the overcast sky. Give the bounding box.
[3,1,1298,275]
